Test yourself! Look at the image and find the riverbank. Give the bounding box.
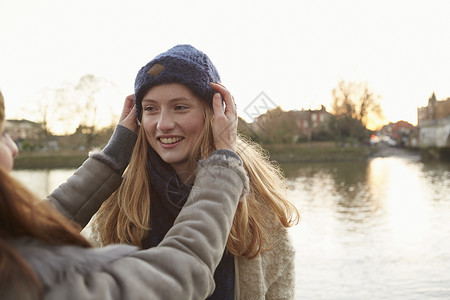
[13,151,89,169]
[264,142,378,163]
[14,142,406,169]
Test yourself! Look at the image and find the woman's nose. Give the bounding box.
[7,134,19,158]
[156,111,175,132]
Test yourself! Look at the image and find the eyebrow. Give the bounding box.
[142,96,191,103]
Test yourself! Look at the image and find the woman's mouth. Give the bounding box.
[158,137,184,144]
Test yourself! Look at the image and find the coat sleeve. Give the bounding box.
[45,152,248,300]
[46,125,137,227]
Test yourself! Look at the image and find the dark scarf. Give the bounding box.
[143,148,235,300]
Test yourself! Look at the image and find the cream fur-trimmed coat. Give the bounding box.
[235,215,295,299]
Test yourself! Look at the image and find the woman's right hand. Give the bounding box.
[210,82,238,151]
[119,94,139,134]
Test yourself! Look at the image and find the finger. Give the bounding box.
[120,105,139,133]
[126,105,137,117]
[210,83,236,117]
[125,94,134,105]
[212,93,224,117]
[210,82,235,115]
[120,94,136,122]
[214,82,226,88]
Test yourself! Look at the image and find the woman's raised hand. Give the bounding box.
[119,94,139,134]
[210,82,238,151]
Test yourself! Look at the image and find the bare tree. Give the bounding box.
[331,80,383,126]
[331,80,357,119]
[74,74,115,149]
[35,89,53,138]
[330,80,384,141]
[358,84,383,127]
[22,87,71,149]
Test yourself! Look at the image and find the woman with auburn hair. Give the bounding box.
[0,89,247,300]
[90,44,300,299]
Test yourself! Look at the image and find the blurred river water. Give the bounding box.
[11,152,450,299]
[285,153,450,299]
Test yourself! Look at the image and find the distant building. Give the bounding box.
[4,119,57,151]
[5,119,43,141]
[252,105,332,142]
[290,105,332,141]
[418,93,450,123]
[417,93,450,147]
[379,120,415,147]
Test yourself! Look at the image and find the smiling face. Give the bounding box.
[141,83,206,177]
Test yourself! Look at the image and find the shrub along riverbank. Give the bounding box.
[14,142,381,169]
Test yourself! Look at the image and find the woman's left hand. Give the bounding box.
[210,82,238,151]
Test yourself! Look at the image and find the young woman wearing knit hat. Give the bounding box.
[0,90,247,299]
[90,44,300,299]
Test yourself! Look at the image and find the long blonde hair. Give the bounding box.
[93,102,299,258]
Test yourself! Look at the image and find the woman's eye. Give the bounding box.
[144,106,155,112]
[175,105,188,111]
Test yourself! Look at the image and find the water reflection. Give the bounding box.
[283,156,450,299]
[11,169,76,199]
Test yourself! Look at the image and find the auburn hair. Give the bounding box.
[0,91,4,124]
[0,167,91,298]
[0,90,91,298]
[93,100,299,258]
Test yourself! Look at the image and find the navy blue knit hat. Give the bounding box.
[134,44,221,119]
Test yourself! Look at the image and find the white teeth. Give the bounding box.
[159,137,183,144]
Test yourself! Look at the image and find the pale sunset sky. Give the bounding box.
[1,0,449,134]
